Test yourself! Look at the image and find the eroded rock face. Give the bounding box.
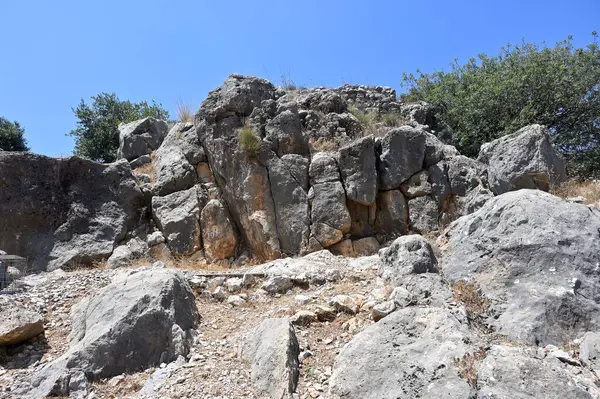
[379,235,437,286]
[200,199,238,262]
[338,136,377,205]
[240,318,300,399]
[478,124,566,195]
[441,189,600,346]
[377,126,427,190]
[117,117,168,161]
[0,153,144,271]
[329,307,474,399]
[20,269,198,398]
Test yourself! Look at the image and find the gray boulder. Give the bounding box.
[377,126,427,190]
[447,155,485,196]
[161,122,206,165]
[408,195,440,233]
[21,269,198,398]
[379,235,437,286]
[338,136,377,205]
[401,170,432,198]
[309,152,340,184]
[0,153,144,271]
[0,302,44,346]
[329,307,474,399]
[106,237,148,268]
[478,124,566,195]
[265,110,308,156]
[200,199,238,262]
[116,117,168,161]
[267,155,310,255]
[310,181,351,247]
[152,186,204,255]
[477,345,593,398]
[240,318,300,399]
[280,154,309,192]
[441,189,600,346]
[153,139,197,197]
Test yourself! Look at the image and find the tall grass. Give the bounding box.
[176,100,194,124]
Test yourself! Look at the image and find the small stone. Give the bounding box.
[262,276,294,294]
[291,311,317,326]
[295,295,311,305]
[212,286,228,301]
[227,295,246,307]
[328,295,359,315]
[314,305,336,322]
[371,300,396,321]
[225,277,243,293]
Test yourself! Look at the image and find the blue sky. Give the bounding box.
[1,1,598,157]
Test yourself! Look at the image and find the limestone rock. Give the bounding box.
[0,153,144,271]
[265,110,308,156]
[377,126,427,190]
[401,170,432,198]
[408,195,439,233]
[374,189,408,240]
[441,189,600,346]
[152,186,204,255]
[240,318,300,399]
[379,235,437,286]
[478,124,566,195]
[329,307,474,399]
[116,117,168,161]
[0,303,44,346]
[352,237,380,256]
[338,136,377,205]
[200,199,237,262]
[446,155,485,196]
[106,237,148,268]
[22,269,198,398]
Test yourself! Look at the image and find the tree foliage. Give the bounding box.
[0,117,30,151]
[402,33,600,177]
[69,93,169,163]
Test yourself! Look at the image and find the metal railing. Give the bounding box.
[0,254,27,291]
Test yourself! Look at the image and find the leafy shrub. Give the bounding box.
[402,33,600,177]
[0,117,30,151]
[238,126,261,158]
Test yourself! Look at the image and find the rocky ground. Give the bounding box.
[0,252,383,399]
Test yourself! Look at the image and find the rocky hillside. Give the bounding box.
[0,75,565,272]
[1,75,593,399]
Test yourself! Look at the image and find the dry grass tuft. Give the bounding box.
[309,137,340,153]
[452,280,490,319]
[237,123,261,158]
[454,348,487,387]
[550,179,600,204]
[133,152,156,184]
[176,100,195,124]
[348,106,408,137]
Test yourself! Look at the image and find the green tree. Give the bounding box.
[68,93,169,163]
[402,33,600,177]
[0,117,30,151]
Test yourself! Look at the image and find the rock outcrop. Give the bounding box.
[0,153,145,271]
[0,303,44,346]
[441,189,600,346]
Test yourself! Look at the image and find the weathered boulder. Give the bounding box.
[401,170,431,198]
[379,235,437,286]
[408,195,439,233]
[240,318,300,399]
[580,332,600,369]
[377,126,427,190]
[106,237,148,268]
[152,186,204,255]
[441,189,600,346]
[309,152,339,184]
[153,137,197,197]
[264,110,308,156]
[477,345,594,398]
[280,154,309,191]
[310,181,351,247]
[478,124,566,195]
[21,269,198,398]
[116,117,168,161]
[0,153,144,271]
[329,307,474,399]
[0,302,44,346]
[338,136,377,205]
[267,155,310,255]
[161,122,206,165]
[446,155,485,196]
[200,199,238,262]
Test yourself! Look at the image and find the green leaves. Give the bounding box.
[402,34,600,177]
[0,117,30,151]
[68,93,169,163]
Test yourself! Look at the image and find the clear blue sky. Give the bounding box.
[1,1,598,157]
